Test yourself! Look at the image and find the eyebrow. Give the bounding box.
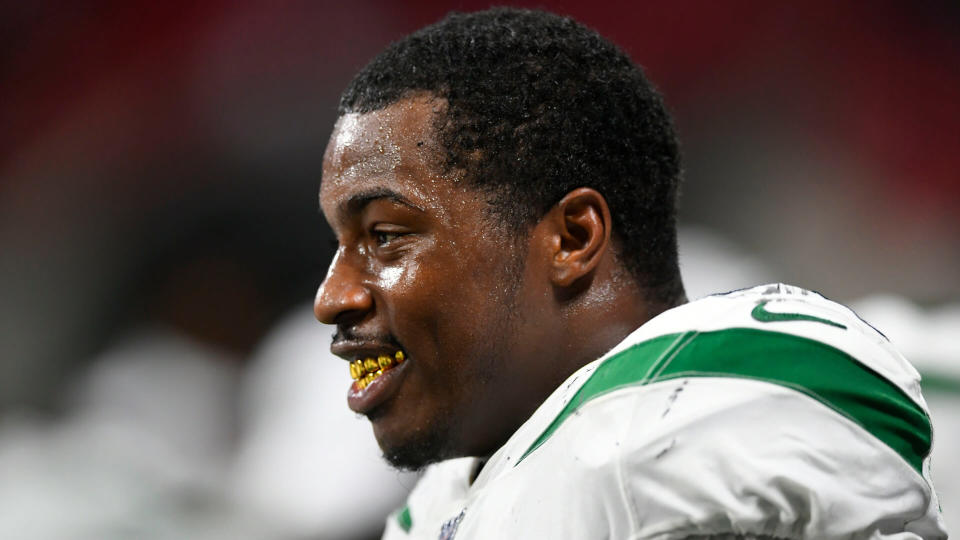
[338,187,426,219]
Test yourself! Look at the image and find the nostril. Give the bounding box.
[332,306,369,328]
[315,279,373,325]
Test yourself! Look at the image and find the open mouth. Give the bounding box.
[349,350,405,389]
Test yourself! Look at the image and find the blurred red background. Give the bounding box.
[1,0,958,412]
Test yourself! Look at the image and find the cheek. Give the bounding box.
[374,255,423,295]
[378,266,404,289]
[372,257,438,332]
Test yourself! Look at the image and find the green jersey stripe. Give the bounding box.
[396,505,412,533]
[517,328,931,474]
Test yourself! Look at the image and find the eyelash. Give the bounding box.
[373,231,400,246]
[373,230,405,246]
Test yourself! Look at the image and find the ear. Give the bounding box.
[546,187,612,288]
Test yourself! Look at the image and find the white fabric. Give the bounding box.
[384,284,949,540]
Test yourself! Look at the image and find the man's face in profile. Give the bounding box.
[315,95,545,469]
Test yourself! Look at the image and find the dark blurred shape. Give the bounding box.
[113,160,326,359]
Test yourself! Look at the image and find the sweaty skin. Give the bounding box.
[315,94,654,469]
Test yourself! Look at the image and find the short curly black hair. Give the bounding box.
[340,8,684,303]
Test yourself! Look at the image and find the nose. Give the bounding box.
[314,249,373,325]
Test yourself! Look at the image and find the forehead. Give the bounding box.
[320,96,449,221]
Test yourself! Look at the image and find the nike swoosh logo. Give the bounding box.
[751,300,847,329]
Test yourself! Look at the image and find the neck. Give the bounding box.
[463,272,685,462]
[566,270,685,366]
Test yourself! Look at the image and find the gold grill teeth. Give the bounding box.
[349,362,363,380]
[351,351,407,388]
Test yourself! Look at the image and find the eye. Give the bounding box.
[373,229,405,246]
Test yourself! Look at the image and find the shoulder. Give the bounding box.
[616,283,929,417]
[514,284,946,538]
[527,284,932,470]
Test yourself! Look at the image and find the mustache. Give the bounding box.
[332,327,403,349]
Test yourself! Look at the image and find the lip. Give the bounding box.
[347,356,410,414]
[331,339,400,360]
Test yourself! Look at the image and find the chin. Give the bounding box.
[371,410,456,471]
[377,432,451,471]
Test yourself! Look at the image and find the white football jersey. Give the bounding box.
[383,284,949,540]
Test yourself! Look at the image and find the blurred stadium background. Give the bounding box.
[1,2,957,538]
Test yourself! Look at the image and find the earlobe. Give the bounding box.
[550,188,612,288]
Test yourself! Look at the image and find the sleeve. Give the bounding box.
[614,377,946,539]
